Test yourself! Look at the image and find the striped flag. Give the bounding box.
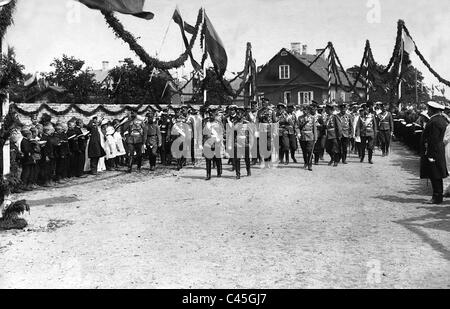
[0,0,12,7]
[172,7,201,70]
[78,0,154,20]
[203,11,228,76]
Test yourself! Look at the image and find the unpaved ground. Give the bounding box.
[0,142,449,289]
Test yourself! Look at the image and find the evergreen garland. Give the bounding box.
[102,9,203,70]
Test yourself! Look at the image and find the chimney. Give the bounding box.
[302,44,308,55]
[316,49,326,59]
[290,42,302,55]
[102,61,109,71]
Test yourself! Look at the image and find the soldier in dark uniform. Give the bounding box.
[325,102,342,167]
[298,104,317,171]
[203,107,223,180]
[158,109,172,165]
[286,104,298,163]
[143,112,162,172]
[336,103,353,164]
[420,101,449,204]
[377,102,394,157]
[313,103,327,164]
[123,111,145,173]
[356,103,378,164]
[277,103,290,165]
[257,100,276,166]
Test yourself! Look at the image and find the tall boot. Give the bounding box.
[246,159,251,177]
[333,154,339,167]
[291,150,297,163]
[368,150,373,164]
[205,160,212,180]
[235,159,241,179]
[314,153,320,165]
[217,159,223,177]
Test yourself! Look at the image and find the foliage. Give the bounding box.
[191,68,233,105]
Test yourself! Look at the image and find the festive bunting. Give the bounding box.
[172,7,201,70]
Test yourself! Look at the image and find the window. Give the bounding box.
[298,91,314,105]
[279,65,290,80]
[284,91,292,104]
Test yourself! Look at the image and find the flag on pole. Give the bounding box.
[172,7,201,70]
[203,11,228,76]
[0,0,12,7]
[78,0,154,20]
[402,30,416,54]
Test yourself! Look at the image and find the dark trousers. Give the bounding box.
[206,157,222,177]
[300,140,314,167]
[339,137,350,163]
[431,179,444,201]
[147,145,158,168]
[127,143,143,170]
[90,157,99,174]
[160,134,169,164]
[360,136,374,162]
[279,135,290,162]
[234,145,251,177]
[21,164,34,186]
[326,138,340,162]
[289,134,298,161]
[379,131,391,155]
[55,157,68,180]
[69,152,84,177]
[38,159,53,185]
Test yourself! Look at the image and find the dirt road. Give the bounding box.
[0,143,449,288]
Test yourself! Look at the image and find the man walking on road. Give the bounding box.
[377,102,394,157]
[356,103,378,164]
[336,103,353,164]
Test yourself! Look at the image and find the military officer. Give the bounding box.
[298,104,317,171]
[277,103,290,165]
[377,102,394,157]
[286,104,299,163]
[356,103,378,164]
[325,102,342,167]
[336,103,353,164]
[158,109,172,165]
[143,112,162,171]
[203,107,223,180]
[123,111,145,173]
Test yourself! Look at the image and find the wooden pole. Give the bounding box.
[202,8,207,105]
[327,44,332,104]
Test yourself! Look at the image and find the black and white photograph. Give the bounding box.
[0,0,449,292]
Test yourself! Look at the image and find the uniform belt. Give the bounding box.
[302,130,313,133]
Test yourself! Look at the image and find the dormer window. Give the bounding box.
[279,65,290,80]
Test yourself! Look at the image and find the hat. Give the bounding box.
[338,102,347,107]
[427,101,445,110]
[21,127,31,135]
[326,102,338,108]
[277,102,287,108]
[375,101,384,106]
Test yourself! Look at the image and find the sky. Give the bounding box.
[3,0,450,94]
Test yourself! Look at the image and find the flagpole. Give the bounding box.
[202,8,207,105]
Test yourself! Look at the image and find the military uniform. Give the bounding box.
[298,112,317,170]
[257,106,276,164]
[277,109,290,164]
[313,110,326,165]
[231,112,251,179]
[123,116,145,172]
[158,114,172,165]
[336,110,353,164]
[377,109,394,156]
[325,111,342,166]
[203,110,223,180]
[286,109,298,163]
[143,119,162,171]
[171,115,188,171]
[356,111,378,164]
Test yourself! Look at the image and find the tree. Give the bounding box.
[46,55,102,103]
[347,60,430,109]
[108,58,171,104]
[191,68,233,105]
[0,47,24,100]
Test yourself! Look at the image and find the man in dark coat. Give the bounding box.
[143,112,162,171]
[420,101,449,204]
[325,102,342,167]
[87,116,106,175]
[19,128,35,191]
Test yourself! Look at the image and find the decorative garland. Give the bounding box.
[402,25,450,88]
[102,9,203,70]
[11,103,160,118]
[0,0,16,40]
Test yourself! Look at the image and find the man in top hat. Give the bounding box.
[376,102,394,157]
[420,101,449,204]
[325,102,342,167]
[123,111,145,173]
[298,104,317,171]
[336,102,353,164]
[203,107,223,180]
[355,103,378,164]
[143,111,162,171]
